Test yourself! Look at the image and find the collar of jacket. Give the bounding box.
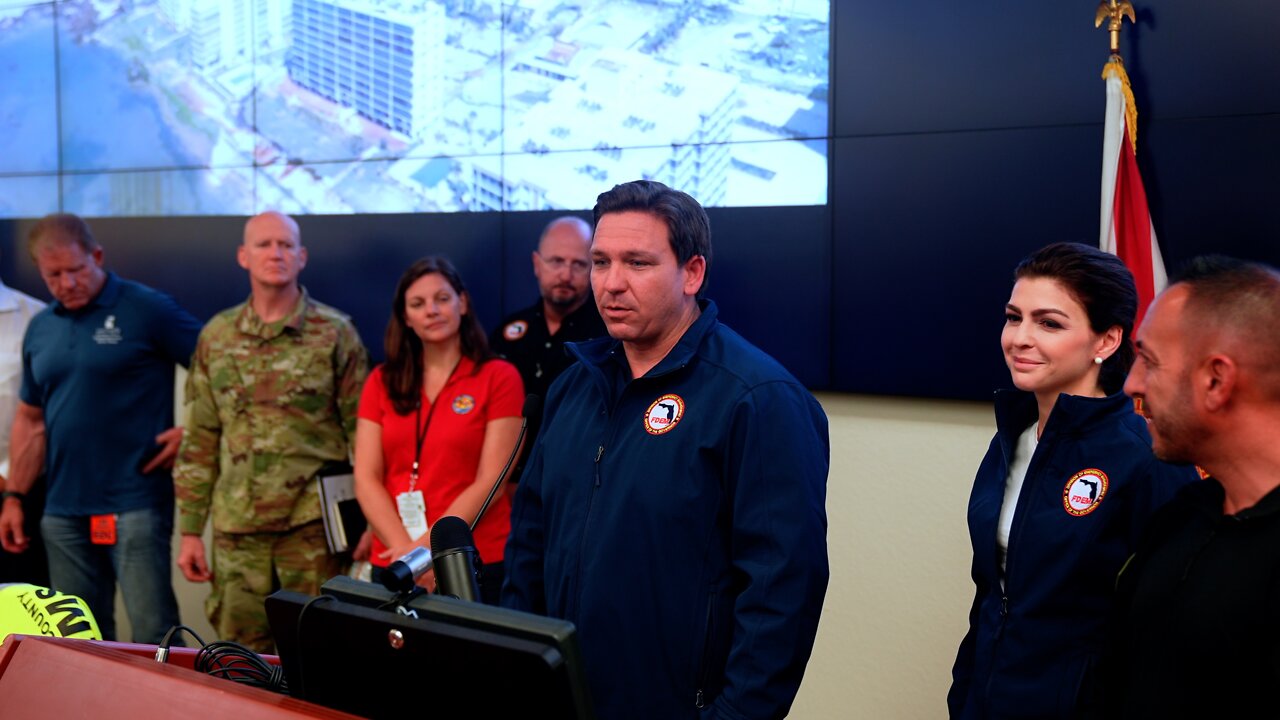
[53,271,120,315]
[992,389,1132,457]
[1183,474,1280,523]
[568,299,718,388]
[236,285,311,340]
[0,282,20,313]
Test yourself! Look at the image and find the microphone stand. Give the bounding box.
[470,394,541,532]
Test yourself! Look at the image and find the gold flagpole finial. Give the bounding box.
[1095,0,1136,57]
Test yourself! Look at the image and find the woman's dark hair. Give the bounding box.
[1013,242,1137,395]
[384,256,494,414]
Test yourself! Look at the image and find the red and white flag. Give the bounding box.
[1099,59,1166,330]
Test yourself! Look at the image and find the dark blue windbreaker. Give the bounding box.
[949,390,1200,719]
[503,301,829,720]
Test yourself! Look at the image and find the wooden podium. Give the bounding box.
[0,635,358,719]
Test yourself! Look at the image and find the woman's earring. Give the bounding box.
[1094,356,1104,366]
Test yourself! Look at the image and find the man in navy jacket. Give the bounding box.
[502,180,830,720]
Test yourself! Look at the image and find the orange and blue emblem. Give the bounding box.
[503,320,528,341]
[1062,468,1109,516]
[452,394,476,415]
[644,394,685,435]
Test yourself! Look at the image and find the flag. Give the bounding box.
[1099,59,1166,330]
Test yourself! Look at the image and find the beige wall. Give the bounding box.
[791,393,991,719]
[124,392,994,718]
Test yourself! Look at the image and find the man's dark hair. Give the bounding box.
[592,180,712,299]
[1171,255,1280,399]
[27,213,100,257]
[1014,242,1138,395]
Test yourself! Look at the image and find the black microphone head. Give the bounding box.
[381,546,432,593]
[381,562,416,593]
[430,515,475,554]
[522,393,543,422]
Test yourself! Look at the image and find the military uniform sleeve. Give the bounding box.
[333,319,369,449]
[173,330,220,535]
[710,381,830,720]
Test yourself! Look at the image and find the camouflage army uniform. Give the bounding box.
[174,288,367,652]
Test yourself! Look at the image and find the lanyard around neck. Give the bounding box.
[409,357,462,490]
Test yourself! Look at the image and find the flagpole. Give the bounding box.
[1095,0,1168,330]
[1094,0,1136,58]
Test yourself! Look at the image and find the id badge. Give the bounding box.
[90,514,117,545]
[396,490,428,541]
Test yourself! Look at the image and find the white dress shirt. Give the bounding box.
[0,281,46,479]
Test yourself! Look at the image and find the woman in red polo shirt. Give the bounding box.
[354,256,523,604]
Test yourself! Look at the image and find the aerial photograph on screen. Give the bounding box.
[0,0,829,216]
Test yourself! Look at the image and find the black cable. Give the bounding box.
[154,622,288,694]
[154,624,206,663]
[194,641,289,693]
[294,594,337,701]
[376,586,426,613]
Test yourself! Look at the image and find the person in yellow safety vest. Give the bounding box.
[0,583,101,643]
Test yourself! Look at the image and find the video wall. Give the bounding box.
[0,0,830,217]
[3,0,1275,398]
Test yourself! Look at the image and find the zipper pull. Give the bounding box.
[594,446,604,487]
[695,689,705,709]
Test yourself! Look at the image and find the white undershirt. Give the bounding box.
[0,283,45,479]
[997,423,1039,579]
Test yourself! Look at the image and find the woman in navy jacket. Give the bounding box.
[948,243,1199,719]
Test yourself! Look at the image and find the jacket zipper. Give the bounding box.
[694,587,716,709]
[983,430,1048,711]
[573,441,606,617]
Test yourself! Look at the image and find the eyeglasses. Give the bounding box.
[538,254,591,275]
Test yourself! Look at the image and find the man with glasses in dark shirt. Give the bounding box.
[490,216,606,402]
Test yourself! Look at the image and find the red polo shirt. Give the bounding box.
[358,357,523,566]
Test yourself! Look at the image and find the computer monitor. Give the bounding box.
[265,579,594,719]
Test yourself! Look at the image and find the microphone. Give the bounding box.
[509,393,544,483]
[430,516,480,602]
[381,546,432,593]
[470,394,542,532]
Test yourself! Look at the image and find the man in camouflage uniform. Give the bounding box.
[173,211,367,652]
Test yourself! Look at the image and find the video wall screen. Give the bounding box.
[0,0,830,217]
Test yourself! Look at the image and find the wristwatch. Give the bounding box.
[0,491,23,503]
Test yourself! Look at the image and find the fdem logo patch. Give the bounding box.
[1062,468,1109,516]
[503,320,528,341]
[452,394,476,415]
[643,394,685,435]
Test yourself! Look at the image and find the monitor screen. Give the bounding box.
[0,1,830,216]
[265,579,594,719]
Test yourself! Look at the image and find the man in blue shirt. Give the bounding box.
[0,213,200,643]
[503,181,830,719]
